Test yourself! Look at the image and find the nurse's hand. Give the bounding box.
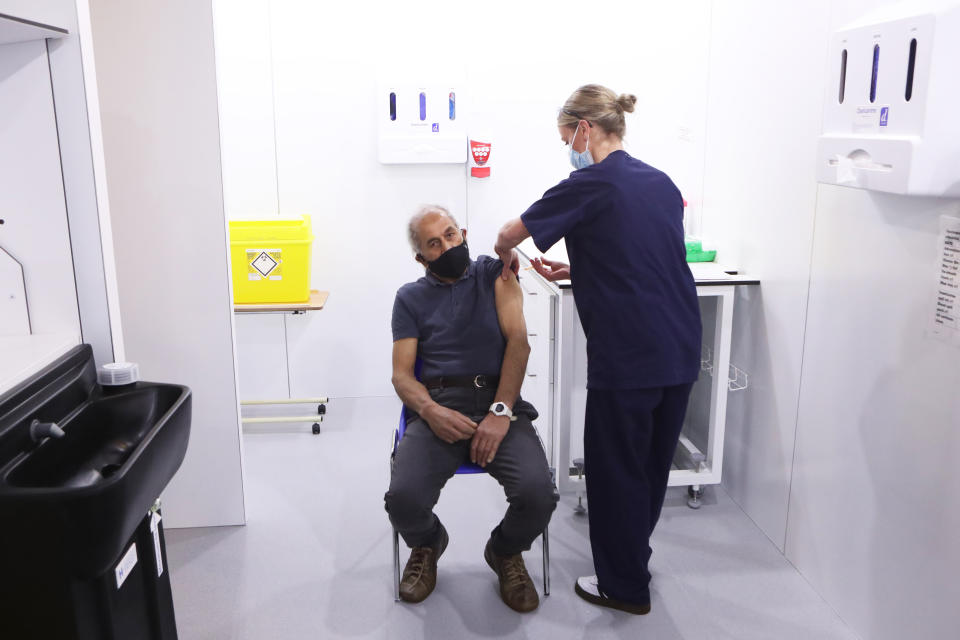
[471,414,510,467]
[531,257,570,281]
[495,247,520,280]
[422,404,477,444]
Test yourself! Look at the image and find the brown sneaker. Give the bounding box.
[399,525,448,604]
[484,539,539,613]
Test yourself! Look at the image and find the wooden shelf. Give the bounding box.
[234,290,328,313]
[0,13,68,45]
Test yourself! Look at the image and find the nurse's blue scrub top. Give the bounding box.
[521,150,701,390]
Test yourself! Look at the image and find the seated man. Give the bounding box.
[385,205,558,613]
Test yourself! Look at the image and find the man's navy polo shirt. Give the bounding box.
[392,255,506,380]
[521,150,701,390]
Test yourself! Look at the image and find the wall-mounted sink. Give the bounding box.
[6,385,187,489]
[0,345,191,579]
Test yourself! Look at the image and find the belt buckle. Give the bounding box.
[473,375,485,389]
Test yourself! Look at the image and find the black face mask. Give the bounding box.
[423,242,470,279]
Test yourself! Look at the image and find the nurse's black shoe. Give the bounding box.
[574,576,651,615]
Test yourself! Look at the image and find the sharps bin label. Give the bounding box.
[248,249,282,281]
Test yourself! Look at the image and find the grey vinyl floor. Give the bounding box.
[165,397,859,640]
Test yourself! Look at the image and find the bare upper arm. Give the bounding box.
[494,274,528,342]
[392,338,418,381]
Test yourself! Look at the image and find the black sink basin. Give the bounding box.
[7,385,186,489]
[0,345,191,579]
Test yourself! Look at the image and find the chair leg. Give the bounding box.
[542,525,550,596]
[391,427,401,602]
[393,527,401,602]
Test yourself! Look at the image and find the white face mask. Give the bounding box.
[567,125,594,170]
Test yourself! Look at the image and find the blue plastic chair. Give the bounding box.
[390,361,552,601]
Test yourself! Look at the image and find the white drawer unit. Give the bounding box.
[518,272,552,336]
[516,259,558,459]
[522,334,550,439]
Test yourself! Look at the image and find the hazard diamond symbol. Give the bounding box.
[251,251,278,277]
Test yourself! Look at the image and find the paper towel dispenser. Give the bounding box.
[817,1,960,197]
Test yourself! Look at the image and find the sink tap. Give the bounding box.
[30,419,65,442]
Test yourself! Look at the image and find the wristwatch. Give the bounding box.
[488,402,515,420]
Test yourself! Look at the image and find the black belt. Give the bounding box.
[422,375,500,390]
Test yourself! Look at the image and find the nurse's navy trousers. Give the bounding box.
[584,383,694,604]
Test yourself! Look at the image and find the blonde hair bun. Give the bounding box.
[617,93,637,113]
[558,85,634,138]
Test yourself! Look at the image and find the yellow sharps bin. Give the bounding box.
[229,216,313,304]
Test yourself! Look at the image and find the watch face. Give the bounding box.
[494,403,505,413]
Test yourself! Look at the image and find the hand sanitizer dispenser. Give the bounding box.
[817,1,960,197]
[378,82,467,164]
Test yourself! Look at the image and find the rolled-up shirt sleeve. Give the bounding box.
[391,290,419,341]
[479,255,508,284]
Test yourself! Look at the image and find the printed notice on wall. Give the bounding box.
[929,216,960,346]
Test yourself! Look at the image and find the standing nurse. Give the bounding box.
[494,84,702,615]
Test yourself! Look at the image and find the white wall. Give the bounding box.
[788,187,960,640]
[0,38,81,339]
[0,0,125,367]
[0,0,75,28]
[215,0,713,402]
[703,0,960,638]
[462,2,712,254]
[47,0,124,366]
[700,0,832,550]
[88,0,245,528]
[212,0,277,221]
[784,3,960,638]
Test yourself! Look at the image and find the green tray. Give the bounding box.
[686,250,717,263]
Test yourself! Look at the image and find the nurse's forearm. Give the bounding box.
[495,218,530,254]
[494,336,530,410]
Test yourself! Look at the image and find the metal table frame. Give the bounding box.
[234,290,330,433]
[553,273,759,508]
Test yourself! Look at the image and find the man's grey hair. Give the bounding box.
[408,205,459,255]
